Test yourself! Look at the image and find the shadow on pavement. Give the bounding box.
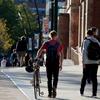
[37,95,70,100]
[37,98,70,100]
[54,98,70,100]
[83,95,100,99]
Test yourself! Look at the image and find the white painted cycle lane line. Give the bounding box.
[1,68,34,100]
[1,65,100,100]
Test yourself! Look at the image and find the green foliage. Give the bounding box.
[17,4,38,36]
[0,0,38,53]
[0,0,21,41]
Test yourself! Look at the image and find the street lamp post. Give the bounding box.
[54,0,58,32]
[51,0,58,32]
[34,0,42,47]
[51,0,54,30]
[22,4,32,34]
[18,12,26,35]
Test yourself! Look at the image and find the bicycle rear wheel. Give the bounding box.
[33,72,38,99]
[38,71,41,96]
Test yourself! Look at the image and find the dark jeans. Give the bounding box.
[80,64,98,95]
[46,63,59,94]
[12,59,18,66]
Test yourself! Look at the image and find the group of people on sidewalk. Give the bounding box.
[35,27,100,98]
[1,27,100,99]
[10,36,28,67]
[0,36,28,67]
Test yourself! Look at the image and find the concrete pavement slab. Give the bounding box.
[1,59,100,100]
[0,70,28,100]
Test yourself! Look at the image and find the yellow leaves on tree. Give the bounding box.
[0,19,13,53]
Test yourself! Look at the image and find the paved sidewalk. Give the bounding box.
[0,70,28,100]
[0,59,100,100]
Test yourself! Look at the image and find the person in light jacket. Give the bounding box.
[80,28,100,97]
[1,57,7,68]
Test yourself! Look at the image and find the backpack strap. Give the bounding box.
[81,37,87,52]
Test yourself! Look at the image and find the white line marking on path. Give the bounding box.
[1,70,31,100]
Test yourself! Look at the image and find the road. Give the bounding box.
[1,59,100,100]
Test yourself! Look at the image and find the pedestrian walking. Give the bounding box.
[16,36,27,67]
[24,52,30,66]
[36,30,63,98]
[10,49,18,66]
[80,28,100,97]
[1,57,7,68]
[86,27,100,84]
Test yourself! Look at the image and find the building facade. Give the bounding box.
[58,0,100,64]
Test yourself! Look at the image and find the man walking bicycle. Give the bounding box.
[36,30,63,98]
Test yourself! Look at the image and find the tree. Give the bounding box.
[0,0,21,41]
[0,0,38,53]
[0,19,13,53]
[17,3,38,36]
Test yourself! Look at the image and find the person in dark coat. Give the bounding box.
[10,49,18,66]
[16,36,27,66]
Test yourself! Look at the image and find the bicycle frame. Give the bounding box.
[33,60,41,99]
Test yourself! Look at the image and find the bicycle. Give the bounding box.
[30,58,44,99]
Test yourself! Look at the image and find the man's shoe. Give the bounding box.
[80,89,84,96]
[53,92,56,98]
[80,92,83,96]
[92,94,97,98]
[92,95,97,98]
[53,89,56,98]
[48,94,52,98]
[48,91,53,98]
[48,93,52,98]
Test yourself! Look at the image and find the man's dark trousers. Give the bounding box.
[46,63,59,95]
[80,64,98,95]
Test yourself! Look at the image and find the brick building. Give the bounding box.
[58,13,69,59]
[58,0,100,64]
